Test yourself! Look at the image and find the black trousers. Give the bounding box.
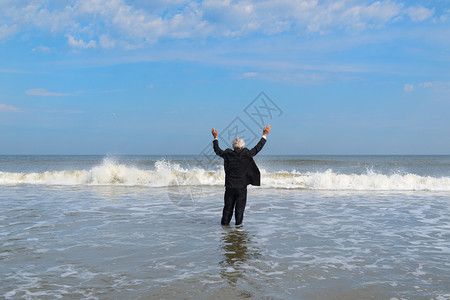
[221,187,247,226]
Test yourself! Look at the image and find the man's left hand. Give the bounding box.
[211,128,218,139]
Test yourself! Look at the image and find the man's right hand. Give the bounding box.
[211,128,218,139]
[263,125,271,137]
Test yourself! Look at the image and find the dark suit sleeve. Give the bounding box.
[248,138,266,157]
[213,139,225,157]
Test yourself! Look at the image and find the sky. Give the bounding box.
[0,0,449,155]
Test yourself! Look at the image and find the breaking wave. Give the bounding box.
[0,159,449,191]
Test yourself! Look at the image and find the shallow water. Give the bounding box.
[1,184,449,299]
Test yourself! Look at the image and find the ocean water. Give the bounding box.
[0,155,449,299]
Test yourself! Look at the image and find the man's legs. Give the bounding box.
[221,188,236,225]
[234,187,247,226]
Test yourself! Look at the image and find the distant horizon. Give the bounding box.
[1,153,450,157]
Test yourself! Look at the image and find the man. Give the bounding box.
[211,125,271,226]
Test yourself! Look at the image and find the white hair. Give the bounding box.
[232,137,245,150]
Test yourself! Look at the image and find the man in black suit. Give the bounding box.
[212,125,271,226]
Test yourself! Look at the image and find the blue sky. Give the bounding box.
[0,0,449,155]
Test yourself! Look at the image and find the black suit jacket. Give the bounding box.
[213,138,266,188]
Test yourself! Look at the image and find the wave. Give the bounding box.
[261,169,450,191]
[1,159,449,191]
[0,159,223,187]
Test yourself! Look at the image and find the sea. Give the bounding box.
[0,155,449,299]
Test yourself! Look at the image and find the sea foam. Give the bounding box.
[261,169,450,191]
[0,159,449,191]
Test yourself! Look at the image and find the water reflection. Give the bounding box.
[220,227,260,288]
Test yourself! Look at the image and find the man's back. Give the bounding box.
[213,138,266,188]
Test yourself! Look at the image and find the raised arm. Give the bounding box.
[212,128,225,157]
[249,125,271,157]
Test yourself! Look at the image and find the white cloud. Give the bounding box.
[418,81,450,89]
[0,0,438,49]
[0,24,18,39]
[242,72,257,77]
[32,45,52,53]
[406,6,434,22]
[404,83,415,92]
[26,88,73,96]
[418,81,433,88]
[67,35,97,49]
[74,0,166,44]
[0,103,20,112]
[405,81,450,92]
[310,0,404,33]
[99,34,116,48]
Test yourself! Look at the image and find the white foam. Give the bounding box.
[261,169,450,191]
[0,160,449,191]
[0,159,209,187]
